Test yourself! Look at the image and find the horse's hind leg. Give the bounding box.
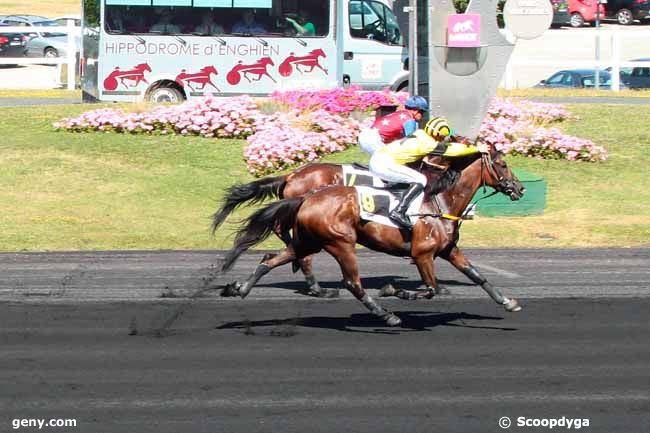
[441,246,522,312]
[237,248,296,299]
[325,243,401,327]
[297,255,339,298]
[276,227,338,298]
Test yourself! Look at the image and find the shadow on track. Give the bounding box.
[263,276,476,294]
[216,310,518,334]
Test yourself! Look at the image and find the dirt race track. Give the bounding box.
[1,248,649,433]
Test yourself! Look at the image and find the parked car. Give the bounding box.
[0,14,58,36]
[616,58,650,88]
[24,33,80,58]
[602,0,650,24]
[551,0,571,27]
[0,24,27,63]
[0,14,79,58]
[53,15,81,27]
[535,69,622,89]
[53,15,81,37]
[568,0,606,27]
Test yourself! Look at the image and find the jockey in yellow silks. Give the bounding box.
[369,117,481,228]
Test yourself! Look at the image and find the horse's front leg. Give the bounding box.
[441,245,522,312]
[378,254,436,300]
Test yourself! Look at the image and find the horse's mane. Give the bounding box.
[431,169,461,194]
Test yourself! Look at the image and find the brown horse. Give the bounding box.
[212,153,522,299]
[218,150,524,326]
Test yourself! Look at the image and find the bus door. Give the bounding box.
[342,0,406,90]
[81,0,101,101]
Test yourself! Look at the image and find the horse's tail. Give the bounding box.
[220,197,304,273]
[211,175,288,234]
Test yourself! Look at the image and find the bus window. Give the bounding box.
[103,1,328,37]
[349,0,403,45]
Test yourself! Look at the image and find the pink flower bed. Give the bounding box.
[244,109,370,175]
[53,95,259,139]
[53,91,607,176]
[480,98,607,162]
[270,85,407,115]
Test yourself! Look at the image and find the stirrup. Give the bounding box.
[389,210,412,228]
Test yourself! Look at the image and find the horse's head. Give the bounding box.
[203,66,218,75]
[260,57,274,66]
[311,48,326,57]
[137,63,152,73]
[481,147,525,200]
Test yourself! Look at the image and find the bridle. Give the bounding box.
[480,150,517,195]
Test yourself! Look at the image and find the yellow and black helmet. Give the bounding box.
[424,117,452,139]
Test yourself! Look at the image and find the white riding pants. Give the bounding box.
[368,153,427,187]
[357,128,384,155]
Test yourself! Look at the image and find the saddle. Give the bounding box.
[341,165,424,228]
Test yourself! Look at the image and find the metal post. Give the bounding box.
[408,0,418,95]
[594,1,600,89]
[66,19,76,90]
[611,25,620,91]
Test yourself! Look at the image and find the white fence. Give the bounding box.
[503,27,650,91]
[0,20,78,90]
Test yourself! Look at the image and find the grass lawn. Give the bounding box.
[0,102,649,251]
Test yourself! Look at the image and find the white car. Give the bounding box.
[53,15,81,37]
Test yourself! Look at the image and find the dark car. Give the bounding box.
[535,69,621,89]
[551,0,572,26]
[0,24,27,64]
[602,0,650,24]
[616,58,650,88]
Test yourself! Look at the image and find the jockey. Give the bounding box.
[357,95,429,155]
[369,117,481,228]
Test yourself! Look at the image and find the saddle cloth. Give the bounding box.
[341,164,424,229]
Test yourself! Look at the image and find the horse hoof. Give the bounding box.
[239,283,253,299]
[385,314,402,327]
[379,284,397,297]
[504,298,522,312]
[220,282,241,297]
[319,288,340,298]
[435,286,451,296]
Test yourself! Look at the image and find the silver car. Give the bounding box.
[25,31,80,58]
[0,15,79,58]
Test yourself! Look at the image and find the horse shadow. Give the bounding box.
[216,310,518,335]
[264,275,476,293]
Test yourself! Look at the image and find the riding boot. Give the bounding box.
[389,183,424,228]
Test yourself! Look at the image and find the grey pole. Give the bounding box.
[408,0,418,95]
[595,1,601,89]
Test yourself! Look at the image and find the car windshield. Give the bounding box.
[33,20,59,26]
[32,20,66,37]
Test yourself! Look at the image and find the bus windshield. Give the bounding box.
[104,1,330,37]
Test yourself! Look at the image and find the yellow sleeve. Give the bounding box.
[443,142,480,157]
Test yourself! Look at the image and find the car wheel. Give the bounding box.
[616,9,633,25]
[146,86,184,104]
[570,13,585,27]
[44,47,58,58]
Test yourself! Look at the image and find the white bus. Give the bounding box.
[81,0,408,102]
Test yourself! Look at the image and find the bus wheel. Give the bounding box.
[146,84,184,104]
